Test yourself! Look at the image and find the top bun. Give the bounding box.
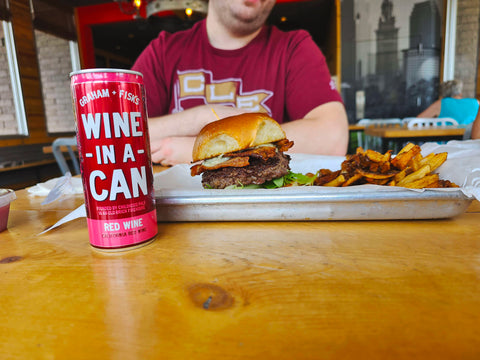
[192,113,286,162]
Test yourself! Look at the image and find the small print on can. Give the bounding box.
[70,69,157,251]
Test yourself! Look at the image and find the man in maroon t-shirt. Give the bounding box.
[132,0,349,165]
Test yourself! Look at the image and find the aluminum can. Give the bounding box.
[70,69,157,250]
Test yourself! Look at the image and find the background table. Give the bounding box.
[364,126,465,153]
[1,184,480,359]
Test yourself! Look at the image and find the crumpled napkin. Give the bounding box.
[28,172,84,204]
[420,140,480,199]
[39,204,86,234]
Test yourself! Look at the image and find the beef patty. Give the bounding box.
[201,152,291,189]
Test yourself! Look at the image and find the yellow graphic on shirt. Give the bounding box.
[206,82,237,103]
[176,70,273,114]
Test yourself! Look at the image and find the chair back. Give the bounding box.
[406,117,458,129]
[359,118,403,128]
[355,118,402,150]
[52,137,80,175]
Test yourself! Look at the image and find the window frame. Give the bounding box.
[443,0,457,81]
[2,20,28,136]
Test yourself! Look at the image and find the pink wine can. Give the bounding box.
[70,69,157,250]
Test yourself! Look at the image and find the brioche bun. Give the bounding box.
[192,113,286,162]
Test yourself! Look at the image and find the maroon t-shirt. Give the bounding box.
[132,19,342,124]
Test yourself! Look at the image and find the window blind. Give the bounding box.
[32,0,76,40]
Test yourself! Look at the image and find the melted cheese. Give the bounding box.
[202,155,231,168]
[254,143,275,149]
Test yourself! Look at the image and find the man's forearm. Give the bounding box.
[282,102,349,156]
[148,106,211,141]
[148,105,244,141]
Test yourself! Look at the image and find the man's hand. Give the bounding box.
[151,136,196,166]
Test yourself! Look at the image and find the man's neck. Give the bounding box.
[206,16,262,50]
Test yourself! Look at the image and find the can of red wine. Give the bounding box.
[70,69,157,250]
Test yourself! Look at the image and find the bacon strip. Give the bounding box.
[190,156,250,176]
[224,145,277,161]
[223,139,293,159]
[276,139,294,152]
[190,139,294,176]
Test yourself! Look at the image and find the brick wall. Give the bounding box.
[455,0,480,97]
[35,30,75,133]
[0,23,19,135]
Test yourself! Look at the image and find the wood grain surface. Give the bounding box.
[1,188,479,359]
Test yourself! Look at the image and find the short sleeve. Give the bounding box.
[284,31,343,121]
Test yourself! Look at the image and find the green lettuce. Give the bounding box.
[262,171,316,188]
[211,171,317,190]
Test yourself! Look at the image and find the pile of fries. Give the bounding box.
[313,143,458,189]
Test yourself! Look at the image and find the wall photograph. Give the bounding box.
[342,0,443,123]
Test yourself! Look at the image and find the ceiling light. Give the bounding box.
[146,0,208,17]
[114,0,142,17]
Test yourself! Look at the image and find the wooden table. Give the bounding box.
[1,181,480,359]
[348,124,366,131]
[364,126,465,153]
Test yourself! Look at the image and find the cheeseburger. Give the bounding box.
[190,113,294,189]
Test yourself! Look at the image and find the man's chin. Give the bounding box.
[228,19,259,35]
[243,0,260,5]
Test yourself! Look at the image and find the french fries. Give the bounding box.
[396,164,431,187]
[391,144,421,170]
[403,174,439,189]
[313,143,458,189]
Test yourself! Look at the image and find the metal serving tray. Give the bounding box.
[154,163,474,222]
[155,188,472,222]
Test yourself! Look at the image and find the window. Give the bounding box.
[0,20,28,136]
[35,30,80,133]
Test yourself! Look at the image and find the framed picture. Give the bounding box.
[342,0,444,122]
